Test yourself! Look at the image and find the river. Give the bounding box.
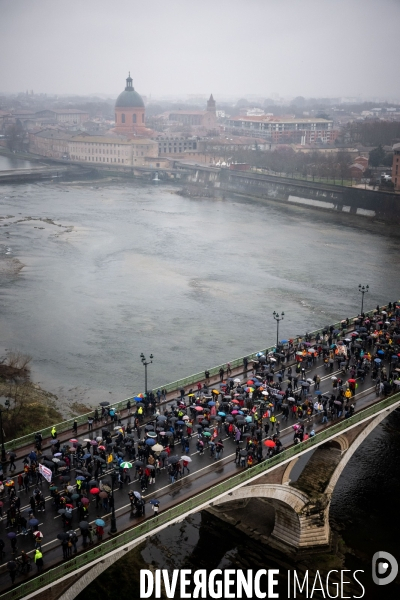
[0,177,399,597]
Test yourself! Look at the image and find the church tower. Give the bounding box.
[207,94,216,113]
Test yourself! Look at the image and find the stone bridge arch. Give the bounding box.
[211,483,330,550]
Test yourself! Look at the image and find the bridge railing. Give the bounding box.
[3,391,399,600]
[3,308,377,453]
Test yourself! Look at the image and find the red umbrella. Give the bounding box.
[98,445,106,450]
[264,440,276,448]
[348,379,356,383]
[90,487,100,495]
[247,380,254,385]
[193,406,203,411]
[69,439,78,444]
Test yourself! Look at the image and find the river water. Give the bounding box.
[1,177,400,597]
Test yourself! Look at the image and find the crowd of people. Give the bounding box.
[1,302,400,588]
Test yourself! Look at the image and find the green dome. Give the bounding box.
[115,73,144,108]
[115,89,144,108]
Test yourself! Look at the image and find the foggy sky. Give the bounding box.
[1,0,399,101]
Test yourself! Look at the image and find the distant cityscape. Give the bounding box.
[0,73,399,192]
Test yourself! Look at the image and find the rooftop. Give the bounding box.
[229,115,333,124]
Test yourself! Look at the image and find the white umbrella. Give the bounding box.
[307,378,314,384]
[269,357,277,362]
[152,444,164,452]
[262,391,269,396]
[180,456,192,462]
[234,378,241,383]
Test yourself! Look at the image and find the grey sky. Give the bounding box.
[1,0,399,100]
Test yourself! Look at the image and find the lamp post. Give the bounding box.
[273,311,284,349]
[358,284,369,315]
[140,353,153,397]
[109,467,118,534]
[0,399,10,475]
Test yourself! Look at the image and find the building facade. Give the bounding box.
[225,116,338,144]
[35,109,89,124]
[167,94,217,129]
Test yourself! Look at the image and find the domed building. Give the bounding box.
[114,73,147,135]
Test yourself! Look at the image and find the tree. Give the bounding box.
[369,145,386,167]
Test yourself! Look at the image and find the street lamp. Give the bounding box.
[140,353,153,397]
[358,285,369,315]
[0,399,10,475]
[273,311,285,349]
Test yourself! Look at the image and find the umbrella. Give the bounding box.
[81,497,90,505]
[234,378,241,383]
[152,443,164,452]
[50,439,59,444]
[145,425,154,431]
[89,479,98,486]
[102,484,112,493]
[307,378,314,384]
[301,382,310,387]
[57,533,69,540]
[239,450,248,457]
[261,391,269,396]
[264,440,276,448]
[79,521,89,529]
[176,420,185,425]
[348,379,356,383]
[218,411,226,417]
[69,439,78,444]
[146,464,155,470]
[135,460,144,467]
[374,358,382,363]
[99,491,108,499]
[120,462,133,469]
[147,432,157,438]
[203,431,212,437]
[95,519,105,526]
[98,445,106,451]
[82,453,92,460]
[99,401,110,406]
[245,387,254,392]
[58,509,66,515]
[149,499,160,505]
[76,475,85,481]
[34,531,44,539]
[28,518,39,527]
[180,456,192,462]
[90,440,98,446]
[90,488,100,495]
[145,438,156,446]
[7,532,17,539]
[71,493,80,500]
[168,456,179,464]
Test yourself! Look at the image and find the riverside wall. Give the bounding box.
[179,165,400,222]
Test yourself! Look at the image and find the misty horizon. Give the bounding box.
[1,0,400,102]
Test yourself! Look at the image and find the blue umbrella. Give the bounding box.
[145,438,155,446]
[76,475,85,481]
[391,355,399,361]
[28,519,39,527]
[208,401,216,406]
[314,390,322,395]
[377,350,385,355]
[176,420,185,426]
[95,518,105,527]
[280,339,289,344]
[82,453,91,460]
[245,416,252,423]
[218,411,226,417]
[149,499,160,505]
[374,358,382,363]
[253,381,262,387]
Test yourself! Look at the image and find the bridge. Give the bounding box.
[0,309,399,599]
